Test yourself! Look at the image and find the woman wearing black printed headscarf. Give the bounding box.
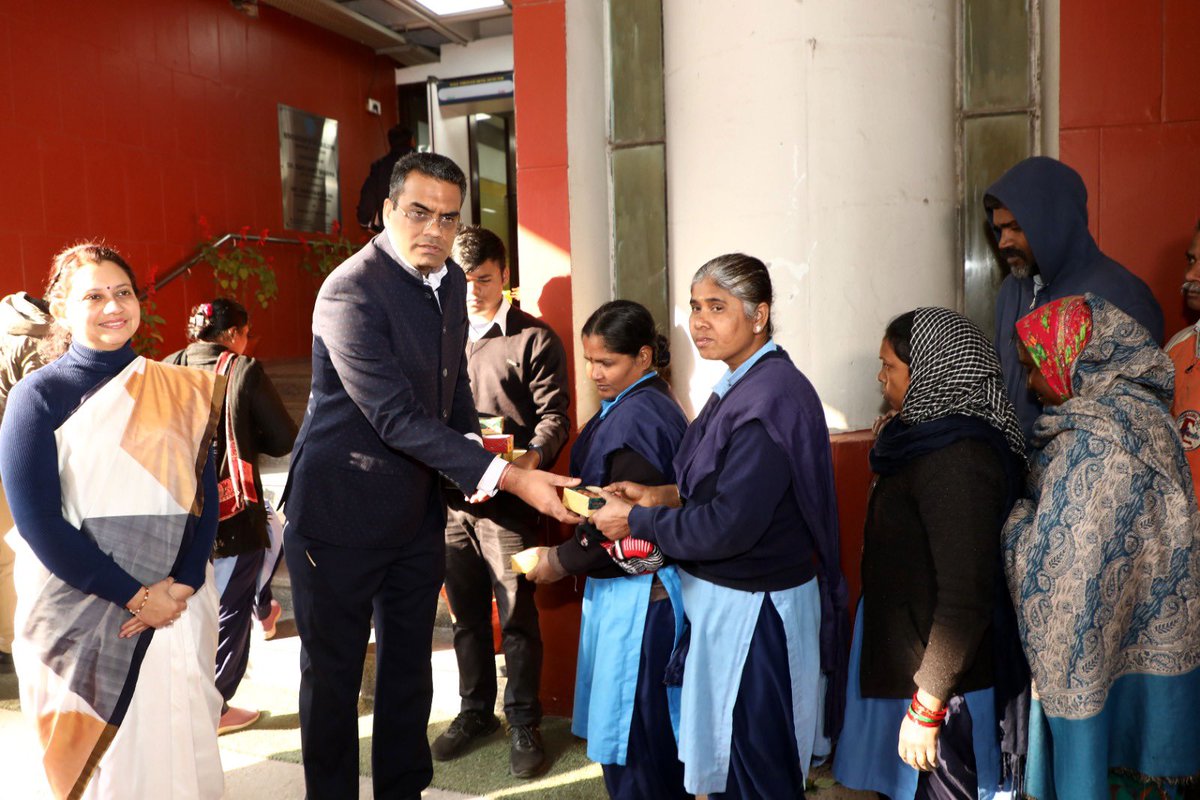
[833,307,1027,799]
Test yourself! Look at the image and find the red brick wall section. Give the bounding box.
[830,431,874,611]
[0,0,398,358]
[1058,0,1200,343]
[510,0,583,717]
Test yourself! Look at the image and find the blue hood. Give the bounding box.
[985,156,1097,284]
[986,157,1164,443]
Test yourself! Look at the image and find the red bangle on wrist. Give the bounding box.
[498,463,513,492]
[906,708,943,728]
[910,692,947,723]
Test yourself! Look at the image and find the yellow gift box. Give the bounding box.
[562,485,606,518]
[501,448,527,463]
[511,547,541,574]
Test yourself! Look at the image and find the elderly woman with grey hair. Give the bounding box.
[591,253,849,799]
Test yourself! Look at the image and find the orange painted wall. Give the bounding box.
[509,0,584,716]
[0,0,395,359]
[1057,0,1200,342]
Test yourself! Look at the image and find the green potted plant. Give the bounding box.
[299,220,359,286]
[198,219,279,309]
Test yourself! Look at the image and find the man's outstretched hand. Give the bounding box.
[502,467,583,524]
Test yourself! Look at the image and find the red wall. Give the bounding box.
[0,0,396,358]
[510,0,583,716]
[1058,0,1200,341]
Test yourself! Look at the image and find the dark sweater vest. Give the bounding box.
[859,438,1008,700]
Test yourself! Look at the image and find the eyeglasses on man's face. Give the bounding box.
[395,206,461,234]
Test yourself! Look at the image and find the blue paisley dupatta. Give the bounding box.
[1003,295,1200,799]
[9,358,223,799]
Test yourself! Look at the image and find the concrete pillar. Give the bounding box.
[566,0,612,422]
[661,0,958,429]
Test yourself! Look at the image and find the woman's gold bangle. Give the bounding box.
[129,586,150,617]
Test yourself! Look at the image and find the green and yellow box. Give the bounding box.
[480,416,505,435]
[501,448,527,463]
[563,485,606,518]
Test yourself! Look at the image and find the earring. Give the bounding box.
[754,325,762,333]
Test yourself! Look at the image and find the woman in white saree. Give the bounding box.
[0,243,225,799]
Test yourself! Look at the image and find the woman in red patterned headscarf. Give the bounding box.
[1007,293,1200,799]
[1013,294,1092,406]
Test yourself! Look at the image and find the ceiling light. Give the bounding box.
[413,0,506,15]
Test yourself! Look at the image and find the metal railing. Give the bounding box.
[140,233,312,300]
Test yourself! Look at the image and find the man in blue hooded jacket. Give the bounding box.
[985,156,1164,441]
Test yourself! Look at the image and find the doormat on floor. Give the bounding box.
[216,680,607,799]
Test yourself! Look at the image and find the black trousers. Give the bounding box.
[443,499,543,725]
[286,521,445,800]
[214,548,266,711]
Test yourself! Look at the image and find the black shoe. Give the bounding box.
[0,651,12,674]
[509,723,545,778]
[431,710,501,761]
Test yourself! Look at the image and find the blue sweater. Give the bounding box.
[632,419,814,592]
[0,343,217,607]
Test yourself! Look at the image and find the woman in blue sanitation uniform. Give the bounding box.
[592,253,849,799]
[525,300,689,799]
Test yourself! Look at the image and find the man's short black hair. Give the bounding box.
[983,194,1004,211]
[453,225,507,273]
[388,152,467,204]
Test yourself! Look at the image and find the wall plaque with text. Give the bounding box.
[278,104,339,233]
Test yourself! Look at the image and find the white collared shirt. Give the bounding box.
[384,227,449,310]
[468,298,511,342]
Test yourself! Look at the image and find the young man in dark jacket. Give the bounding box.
[432,226,571,777]
[986,156,1164,440]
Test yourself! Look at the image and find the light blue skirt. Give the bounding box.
[833,601,1000,800]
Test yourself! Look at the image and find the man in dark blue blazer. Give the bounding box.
[282,152,580,800]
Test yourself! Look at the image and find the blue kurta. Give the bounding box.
[676,573,826,794]
[629,341,847,795]
[568,375,688,769]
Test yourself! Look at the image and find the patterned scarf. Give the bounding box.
[1005,293,1200,721]
[1014,295,1092,403]
[899,306,1026,460]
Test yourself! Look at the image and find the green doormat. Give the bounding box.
[216,679,606,799]
[426,717,606,799]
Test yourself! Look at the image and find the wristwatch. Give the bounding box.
[526,444,545,467]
